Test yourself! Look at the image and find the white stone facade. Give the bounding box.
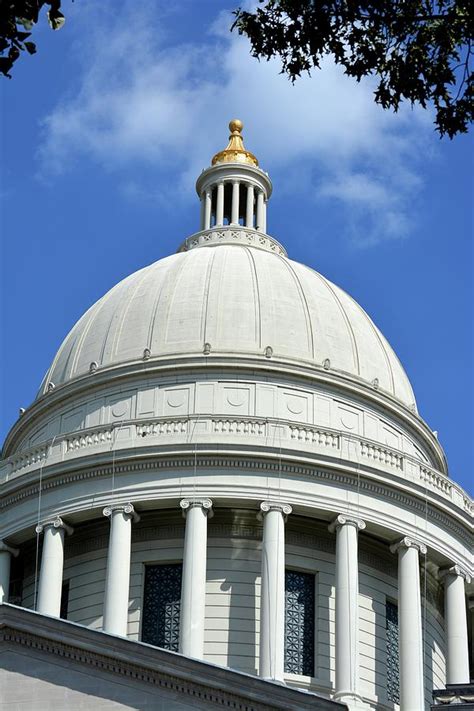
[1,121,472,711]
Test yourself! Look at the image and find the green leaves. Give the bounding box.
[0,0,66,78]
[233,1,474,137]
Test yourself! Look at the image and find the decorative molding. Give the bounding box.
[0,541,19,556]
[180,497,213,518]
[5,415,466,524]
[439,564,472,583]
[1,455,471,550]
[35,515,73,536]
[328,514,366,533]
[103,503,140,523]
[259,500,292,520]
[0,627,291,711]
[389,536,427,555]
[177,227,287,257]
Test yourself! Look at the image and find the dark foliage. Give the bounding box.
[0,0,65,78]
[233,1,474,137]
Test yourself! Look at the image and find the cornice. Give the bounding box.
[0,452,471,554]
[2,353,446,471]
[0,604,343,711]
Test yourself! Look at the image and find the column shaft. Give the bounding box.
[231,181,240,224]
[259,501,292,680]
[256,190,264,231]
[204,189,212,229]
[103,504,138,636]
[329,515,365,702]
[246,184,254,227]
[199,193,205,230]
[444,568,470,684]
[391,538,425,711]
[36,518,72,616]
[216,182,224,226]
[0,543,18,603]
[179,498,212,658]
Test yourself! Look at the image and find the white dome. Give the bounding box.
[40,242,415,407]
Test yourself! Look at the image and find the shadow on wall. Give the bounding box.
[207,510,261,675]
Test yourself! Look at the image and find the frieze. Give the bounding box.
[177,226,287,257]
[0,455,471,549]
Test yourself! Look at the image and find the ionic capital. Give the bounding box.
[328,514,366,533]
[439,564,471,584]
[180,498,213,518]
[389,536,427,555]
[0,541,19,557]
[103,503,140,523]
[258,501,292,521]
[35,516,74,536]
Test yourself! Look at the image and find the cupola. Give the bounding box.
[194,119,272,234]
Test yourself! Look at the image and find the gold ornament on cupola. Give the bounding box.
[212,119,259,167]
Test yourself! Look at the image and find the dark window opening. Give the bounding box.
[284,569,315,676]
[60,580,70,619]
[142,563,182,651]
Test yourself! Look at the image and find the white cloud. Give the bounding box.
[37,0,434,247]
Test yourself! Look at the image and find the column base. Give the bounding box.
[333,691,368,710]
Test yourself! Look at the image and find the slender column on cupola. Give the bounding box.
[200,192,205,230]
[216,182,224,226]
[256,189,265,231]
[258,501,292,680]
[179,498,213,659]
[0,541,19,604]
[231,180,240,224]
[204,188,212,229]
[329,514,365,704]
[246,184,254,227]
[36,516,73,616]
[440,565,471,684]
[390,537,426,711]
[103,503,140,636]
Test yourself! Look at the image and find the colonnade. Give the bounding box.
[199,181,267,232]
[0,503,471,709]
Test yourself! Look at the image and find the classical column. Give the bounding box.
[216,182,224,226]
[328,514,366,704]
[200,192,205,230]
[36,516,73,616]
[258,501,292,680]
[231,181,240,224]
[246,184,254,227]
[390,537,426,711]
[440,564,471,684]
[0,541,19,604]
[103,503,140,636]
[256,190,264,231]
[204,188,212,230]
[179,498,213,658]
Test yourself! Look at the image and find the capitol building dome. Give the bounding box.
[1,120,472,711]
[40,239,415,407]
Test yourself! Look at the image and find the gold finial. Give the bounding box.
[211,119,258,167]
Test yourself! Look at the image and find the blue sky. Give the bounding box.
[1,0,473,495]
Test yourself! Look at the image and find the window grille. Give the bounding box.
[386,599,400,704]
[142,563,182,651]
[284,570,315,676]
